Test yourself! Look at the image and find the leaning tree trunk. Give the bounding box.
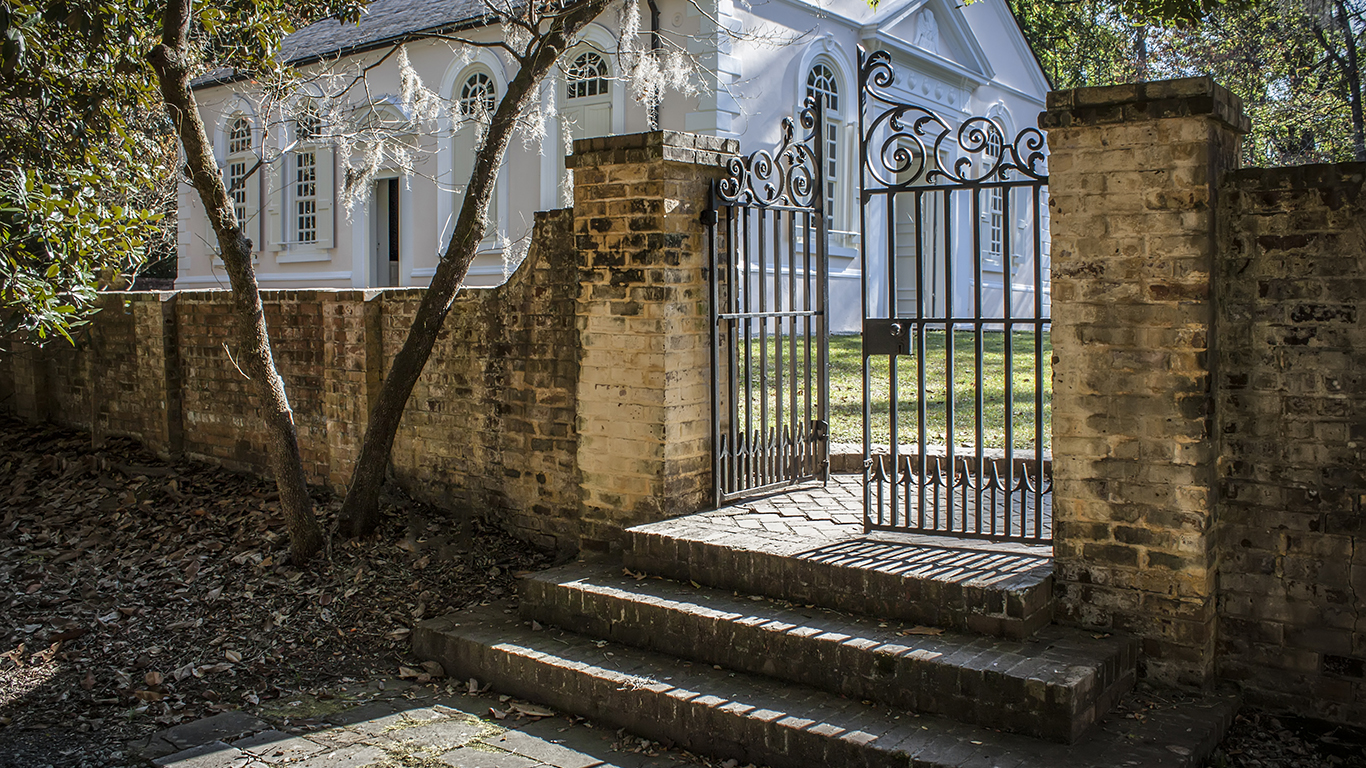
[151,0,325,563]
[338,0,610,537]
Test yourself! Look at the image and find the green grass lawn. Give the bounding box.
[829,331,1051,449]
[726,330,1051,451]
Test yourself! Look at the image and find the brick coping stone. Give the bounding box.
[415,604,1240,768]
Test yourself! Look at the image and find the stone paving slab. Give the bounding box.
[416,604,1239,768]
[520,562,1136,743]
[147,681,715,768]
[625,476,1055,637]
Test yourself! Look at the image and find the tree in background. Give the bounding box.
[1009,0,1365,165]
[0,3,174,344]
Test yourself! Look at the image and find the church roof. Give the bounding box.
[194,0,493,88]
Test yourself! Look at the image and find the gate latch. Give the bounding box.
[810,420,829,442]
[863,318,911,356]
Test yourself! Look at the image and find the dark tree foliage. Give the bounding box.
[1009,0,1365,165]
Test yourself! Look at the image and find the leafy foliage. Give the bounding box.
[1009,0,1366,165]
[0,1,173,344]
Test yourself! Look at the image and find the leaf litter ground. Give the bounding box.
[2,418,1364,768]
[0,417,555,766]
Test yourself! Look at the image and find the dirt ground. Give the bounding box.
[1,417,1363,768]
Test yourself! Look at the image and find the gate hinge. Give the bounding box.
[700,209,718,225]
[811,420,829,442]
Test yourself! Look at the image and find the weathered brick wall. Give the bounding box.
[1044,78,1248,687]
[386,209,583,550]
[175,292,331,483]
[1215,163,1366,722]
[0,134,728,553]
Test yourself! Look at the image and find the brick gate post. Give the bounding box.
[1042,78,1248,686]
[568,131,738,557]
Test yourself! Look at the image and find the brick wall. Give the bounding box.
[1215,163,1366,722]
[0,132,730,555]
[1044,78,1248,687]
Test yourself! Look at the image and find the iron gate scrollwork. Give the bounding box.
[708,97,830,505]
[857,49,1053,544]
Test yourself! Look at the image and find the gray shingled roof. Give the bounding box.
[281,0,493,63]
[194,0,495,88]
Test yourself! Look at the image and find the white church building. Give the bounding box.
[176,0,1051,332]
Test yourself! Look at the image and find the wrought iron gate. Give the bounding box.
[708,99,830,505]
[857,50,1053,544]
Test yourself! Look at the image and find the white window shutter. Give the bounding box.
[265,155,284,252]
[314,146,335,249]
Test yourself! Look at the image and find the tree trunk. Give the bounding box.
[151,0,325,563]
[1334,0,1365,161]
[338,0,610,537]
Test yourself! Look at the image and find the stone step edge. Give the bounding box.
[623,525,1054,638]
[414,605,1238,768]
[519,563,1137,743]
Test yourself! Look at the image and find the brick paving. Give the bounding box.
[645,474,1052,589]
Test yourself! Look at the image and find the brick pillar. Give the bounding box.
[323,290,383,491]
[1042,78,1248,686]
[568,131,738,556]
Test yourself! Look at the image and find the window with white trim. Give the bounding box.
[806,63,841,225]
[983,124,1005,271]
[566,51,610,100]
[453,69,499,242]
[226,117,253,229]
[294,150,317,243]
[459,71,495,118]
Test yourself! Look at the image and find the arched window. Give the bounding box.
[228,118,252,154]
[226,117,253,229]
[459,72,496,117]
[566,51,610,100]
[806,64,838,113]
[453,69,499,242]
[806,63,841,224]
[293,102,322,243]
[558,48,613,206]
[983,122,1005,271]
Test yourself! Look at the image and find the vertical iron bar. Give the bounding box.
[915,188,927,532]
[1034,181,1045,541]
[887,190,899,528]
[789,208,799,481]
[709,186,722,507]
[942,187,954,534]
[758,207,769,487]
[732,203,743,497]
[972,184,984,536]
[857,52,872,533]
[774,208,784,486]
[742,205,754,492]
[1002,184,1014,538]
[814,95,830,489]
[797,206,808,475]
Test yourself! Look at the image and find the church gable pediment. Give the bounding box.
[872,0,992,80]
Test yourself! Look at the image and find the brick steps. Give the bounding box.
[414,605,1237,768]
[624,519,1055,638]
[519,563,1135,743]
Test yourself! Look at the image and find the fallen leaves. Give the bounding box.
[899,626,945,636]
[0,418,551,754]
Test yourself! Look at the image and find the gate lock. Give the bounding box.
[863,318,911,356]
